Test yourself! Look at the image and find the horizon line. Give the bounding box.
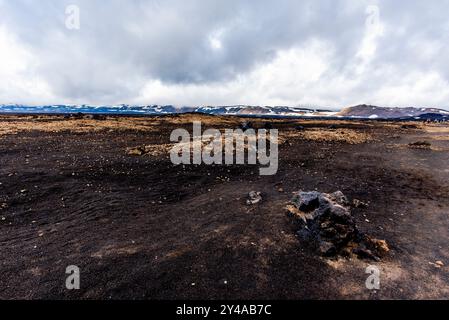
[1,103,449,111]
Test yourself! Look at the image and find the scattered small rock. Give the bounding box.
[247,191,262,205]
[126,146,149,156]
[353,199,369,208]
[429,261,444,268]
[408,141,431,149]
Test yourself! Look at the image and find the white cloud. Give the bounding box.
[0,26,54,104]
[137,37,449,109]
[137,40,334,106]
[1,0,449,109]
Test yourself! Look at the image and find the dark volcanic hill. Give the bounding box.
[338,104,449,119]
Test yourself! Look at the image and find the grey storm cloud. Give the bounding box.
[1,0,449,108]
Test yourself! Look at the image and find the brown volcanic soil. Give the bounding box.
[0,114,448,300]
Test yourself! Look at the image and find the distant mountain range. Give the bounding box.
[337,104,449,119]
[0,104,337,117]
[1,103,449,120]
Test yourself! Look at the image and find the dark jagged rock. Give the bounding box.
[247,191,262,205]
[287,191,389,260]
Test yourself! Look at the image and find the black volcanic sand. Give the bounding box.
[0,114,448,299]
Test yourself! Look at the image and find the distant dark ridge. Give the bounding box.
[338,104,449,119]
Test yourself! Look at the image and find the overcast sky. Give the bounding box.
[1,0,449,109]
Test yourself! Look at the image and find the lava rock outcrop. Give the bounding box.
[287,191,389,260]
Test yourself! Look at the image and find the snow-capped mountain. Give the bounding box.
[0,104,184,115]
[338,105,449,119]
[1,103,449,119]
[0,104,335,117]
[194,105,336,116]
